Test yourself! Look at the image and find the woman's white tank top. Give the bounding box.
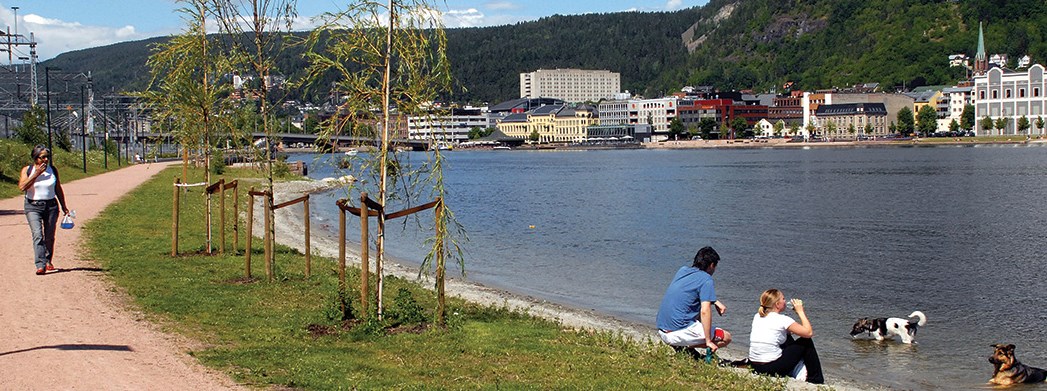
[26,165,56,200]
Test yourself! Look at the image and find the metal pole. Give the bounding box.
[103,96,108,169]
[44,67,54,152]
[81,84,86,173]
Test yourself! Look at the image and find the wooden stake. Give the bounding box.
[360,192,370,315]
[171,178,180,257]
[245,186,254,278]
[304,194,311,278]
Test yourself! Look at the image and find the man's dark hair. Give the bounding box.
[692,246,720,271]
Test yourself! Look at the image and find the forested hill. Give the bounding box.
[41,0,1047,104]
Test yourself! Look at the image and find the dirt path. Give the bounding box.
[0,162,241,390]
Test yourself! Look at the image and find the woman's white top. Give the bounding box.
[748,312,796,362]
[26,165,56,200]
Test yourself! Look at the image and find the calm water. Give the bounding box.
[292,145,1047,390]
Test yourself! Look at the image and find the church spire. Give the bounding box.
[974,22,988,76]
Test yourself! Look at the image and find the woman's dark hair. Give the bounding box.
[31,145,50,161]
[692,246,720,271]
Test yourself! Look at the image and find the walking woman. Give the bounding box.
[748,288,824,384]
[18,145,70,275]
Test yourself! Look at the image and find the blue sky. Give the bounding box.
[1,0,708,60]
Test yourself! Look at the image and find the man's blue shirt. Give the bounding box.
[656,266,717,331]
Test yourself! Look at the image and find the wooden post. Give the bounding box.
[245,186,254,279]
[219,179,226,254]
[435,197,445,327]
[171,178,180,256]
[359,192,370,315]
[338,207,346,315]
[233,183,239,254]
[264,191,273,282]
[304,194,311,278]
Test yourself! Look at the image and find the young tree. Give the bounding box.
[144,0,230,253]
[698,118,716,140]
[916,105,938,136]
[211,0,298,202]
[825,121,837,138]
[847,123,856,139]
[864,122,874,138]
[896,106,915,137]
[1037,116,1045,137]
[789,123,800,137]
[305,0,460,325]
[1017,115,1031,137]
[772,120,784,138]
[960,104,975,131]
[730,117,748,139]
[949,119,960,134]
[980,116,995,135]
[994,117,1009,135]
[668,117,685,140]
[16,105,48,146]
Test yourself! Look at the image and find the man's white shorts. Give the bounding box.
[658,322,724,347]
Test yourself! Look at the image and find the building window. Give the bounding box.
[1006,89,1012,98]
[1035,88,1041,97]
[1020,89,1026,98]
[980,91,986,100]
[992,90,998,99]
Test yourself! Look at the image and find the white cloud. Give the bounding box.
[442,8,486,28]
[485,1,519,11]
[20,13,153,60]
[666,0,684,10]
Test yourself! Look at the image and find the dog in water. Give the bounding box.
[988,344,1047,386]
[849,311,926,344]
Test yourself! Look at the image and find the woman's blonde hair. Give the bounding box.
[758,289,783,317]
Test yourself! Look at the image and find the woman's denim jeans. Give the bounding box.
[24,198,59,269]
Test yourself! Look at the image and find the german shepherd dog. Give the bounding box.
[988,344,1047,386]
[850,311,926,344]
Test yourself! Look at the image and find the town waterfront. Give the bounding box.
[294,145,1047,390]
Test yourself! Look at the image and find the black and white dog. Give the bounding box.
[850,311,927,344]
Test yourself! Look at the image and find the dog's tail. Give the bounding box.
[908,311,927,326]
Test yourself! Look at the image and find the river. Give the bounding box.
[291,144,1047,390]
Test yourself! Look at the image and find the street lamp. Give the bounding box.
[45,66,60,153]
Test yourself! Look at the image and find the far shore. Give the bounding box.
[643,137,1047,149]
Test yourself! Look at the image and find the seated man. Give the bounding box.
[655,246,731,356]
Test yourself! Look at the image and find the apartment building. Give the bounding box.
[407,107,488,143]
[973,64,1047,135]
[520,69,620,103]
[812,103,889,139]
[496,104,598,143]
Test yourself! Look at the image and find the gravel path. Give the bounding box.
[0,161,241,390]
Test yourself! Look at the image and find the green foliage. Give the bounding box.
[529,129,540,141]
[16,105,48,146]
[961,104,976,131]
[994,117,1009,133]
[389,287,428,325]
[1017,115,1031,134]
[897,106,915,136]
[980,116,995,133]
[916,105,938,136]
[949,119,960,133]
[668,117,685,139]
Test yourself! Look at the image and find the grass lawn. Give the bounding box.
[84,165,787,390]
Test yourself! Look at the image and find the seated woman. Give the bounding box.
[747,289,824,384]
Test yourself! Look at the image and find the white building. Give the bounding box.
[597,97,678,140]
[973,64,1047,136]
[939,86,973,132]
[520,69,620,103]
[407,107,489,143]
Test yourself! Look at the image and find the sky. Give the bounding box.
[0,0,709,61]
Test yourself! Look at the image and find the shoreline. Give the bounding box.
[643,137,1047,149]
[261,178,870,391]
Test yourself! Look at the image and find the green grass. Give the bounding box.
[1,138,132,199]
[84,165,787,390]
